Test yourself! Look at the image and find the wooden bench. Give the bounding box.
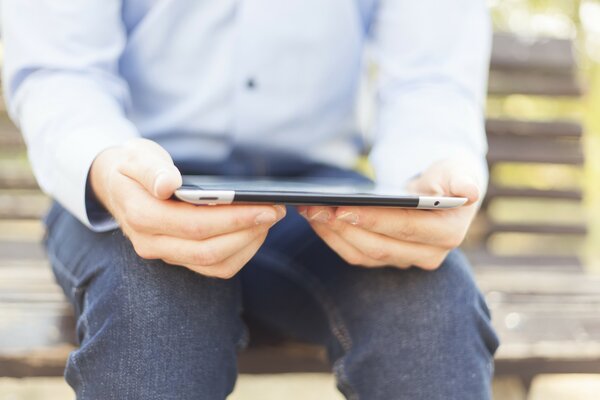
[1,33,598,393]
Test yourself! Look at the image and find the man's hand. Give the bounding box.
[90,138,285,279]
[299,158,482,270]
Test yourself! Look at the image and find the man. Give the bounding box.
[2,1,498,399]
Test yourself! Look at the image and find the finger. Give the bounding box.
[327,219,448,270]
[165,232,267,279]
[116,180,286,239]
[296,206,308,218]
[132,224,269,268]
[332,206,464,249]
[309,221,381,267]
[119,139,183,200]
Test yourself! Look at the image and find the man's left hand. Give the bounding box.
[298,158,482,271]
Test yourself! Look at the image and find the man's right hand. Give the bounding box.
[90,138,286,279]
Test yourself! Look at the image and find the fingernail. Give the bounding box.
[255,211,278,225]
[153,171,169,197]
[310,210,331,223]
[337,212,359,225]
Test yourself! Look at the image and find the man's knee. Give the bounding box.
[63,234,245,399]
[332,252,498,399]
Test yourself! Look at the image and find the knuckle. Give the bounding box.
[365,246,390,263]
[393,261,412,269]
[125,205,147,230]
[219,268,239,280]
[359,212,376,230]
[231,213,249,230]
[131,239,155,260]
[399,220,417,239]
[419,252,447,270]
[442,235,464,249]
[191,244,219,266]
[187,223,208,239]
[344,252,367,267]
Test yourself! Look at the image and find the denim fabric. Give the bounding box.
[44,158,498,400]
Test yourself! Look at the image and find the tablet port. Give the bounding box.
[434,201,440,207]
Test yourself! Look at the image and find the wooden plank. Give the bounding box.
[0,164,38,190]
[486,119,582,139]
[469,253,582,270]
[0,116,23,152]
[495,359,600,377]
[474,269,600,295]
[238,344,329,374]
[491,33,576,73]
[0,308,75,353]
[0,191,49,220]
[492,308,600,361]
[485,223,587,236]
[0,346,73,378]
[0,260,50,270]
[485,186,583,201]
[0,241,47,261]
[487,134,584,165]
[0,220,45,242]
[488,70,581,97]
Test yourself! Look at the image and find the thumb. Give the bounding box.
[406,174,445,197]
[150,166,183,200]
[448,174,480,205]
[407,163,481,206]
[119,139,183,200]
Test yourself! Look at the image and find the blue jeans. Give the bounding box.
[45,156,498,399]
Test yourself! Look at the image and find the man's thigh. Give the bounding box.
[44,203,245,399]
[241,202,499,399]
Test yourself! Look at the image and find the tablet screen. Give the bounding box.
[182,175,383,195]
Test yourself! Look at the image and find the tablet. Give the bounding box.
[175,176,467,209]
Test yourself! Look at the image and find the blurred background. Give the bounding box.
[486,0,600,269]
[1,0,600,399]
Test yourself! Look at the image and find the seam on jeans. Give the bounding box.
[68,349,86,399]
[257,247,360,399]
[258,246,353,352]
[120,239,138,399]
[48,252,80,288]
[80,287,91,343]
[333,358,359,400]
[77,292,90,397]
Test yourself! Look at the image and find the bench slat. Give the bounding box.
[486,186,583,201]
[0,165,38,190]
[0,241,47,261]
[468,253,582,269]
[490,33,576,73]
[488,70,581,97]
[486,119,582,139]
[485,223,587,236]
[0,192,49,220]
[487,134,583,165]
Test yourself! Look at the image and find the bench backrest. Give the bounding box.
[468,33,585,269]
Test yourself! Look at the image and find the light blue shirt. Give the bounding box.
[2,0,491,231]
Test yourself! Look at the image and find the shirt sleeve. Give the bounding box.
[367,0,492,190]
[1,0,139,231]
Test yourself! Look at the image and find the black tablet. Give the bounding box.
[174,176,466,209]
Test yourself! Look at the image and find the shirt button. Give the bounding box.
[246,78,256,90]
